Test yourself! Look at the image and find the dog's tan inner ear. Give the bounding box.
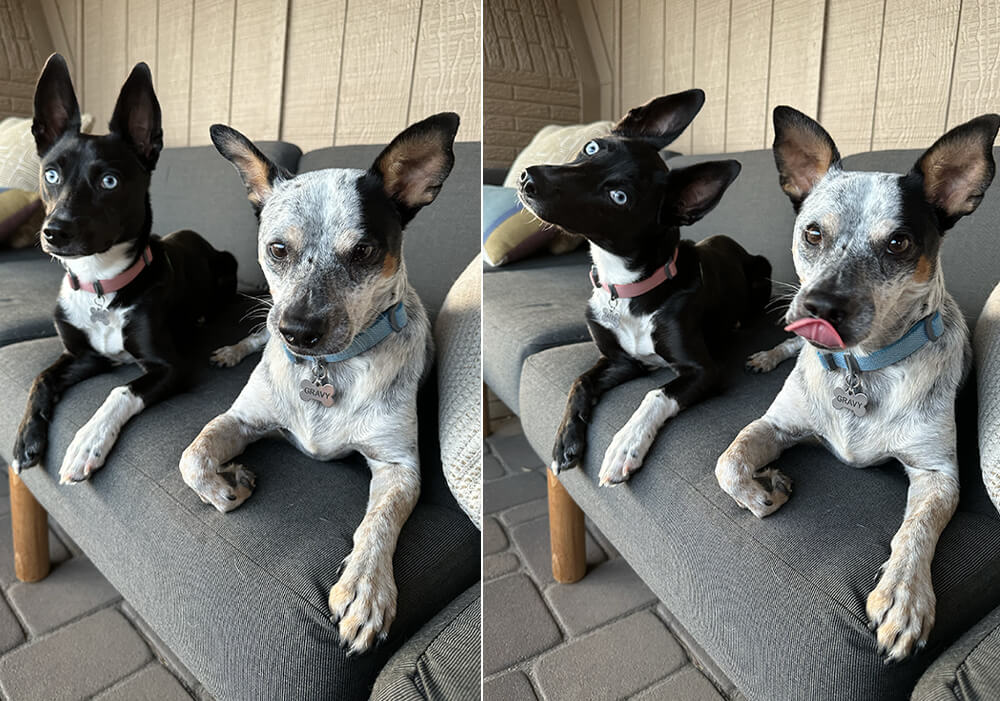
[232,149,273,207]
[919,136,992,217]
[775,135,837,202]
[377,137,448,207]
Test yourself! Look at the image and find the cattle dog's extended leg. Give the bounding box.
[715,382,810,517]
[180,377,275,512]
[600,335,719,485]
[210,327,270,367]
[329,455,420,655]
[12,351,111,472]
[867,464,958,662]
[551,351,646,474]
[745,336,805,373]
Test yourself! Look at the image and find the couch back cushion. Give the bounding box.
[298,141,480,320]
[150,142,302,292]
[669,147,1000,320]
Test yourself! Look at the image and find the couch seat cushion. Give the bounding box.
[150,142,303,293]
[517,314,1000,701]
[298,142,481,322]
[482,249,592,412]
[0,247,61,347]
[0,303,478,700]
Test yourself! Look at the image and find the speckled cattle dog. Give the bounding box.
[716,106,1000,661]
[179,113,459,654]
[12,54,236,482]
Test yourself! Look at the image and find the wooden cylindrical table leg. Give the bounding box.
[547,470,586,583]
[8,466,50,582]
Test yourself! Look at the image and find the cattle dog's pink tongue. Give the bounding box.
[784,318,845,348]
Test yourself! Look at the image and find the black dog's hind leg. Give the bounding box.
[551,330,646,474]
[12,350,111,472]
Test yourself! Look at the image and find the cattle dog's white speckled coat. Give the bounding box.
[180,113,459,655]
[717,106,1000,662]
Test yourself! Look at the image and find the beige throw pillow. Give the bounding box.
[0,114,95,192]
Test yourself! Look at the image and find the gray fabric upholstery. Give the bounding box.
[370,584,481,701]
[150,141,303,292]
[516,315,1000,701]
[482,248,592,412]
[0,247,60,347]
[298,142,481,321]
[840,147,1000,319]
[913,603,1000,701]
[0,303,478,700]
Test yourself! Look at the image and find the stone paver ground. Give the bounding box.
[483,415,731,701]
[0,470,207,701]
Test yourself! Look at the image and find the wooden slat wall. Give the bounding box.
[579,0,1000,156]
[39,0,482,150]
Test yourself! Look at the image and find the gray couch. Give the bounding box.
[0,141,482,700]
[484,147,1000,701]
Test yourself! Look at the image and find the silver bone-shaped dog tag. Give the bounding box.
[833,387,868,417]
[90,306,111,325]
[300,379,335,407]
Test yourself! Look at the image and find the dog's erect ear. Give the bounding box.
[909,114,1000,230]
[32,53,81,157]
[772,106,841,211]
[210,124,291,216]
[661,160,741,226]
[371,112,459,226]
[612,89,705,146]
[109,62,163,169]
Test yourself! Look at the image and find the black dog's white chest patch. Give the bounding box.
[60,289,134,362]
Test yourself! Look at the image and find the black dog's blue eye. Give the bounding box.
[44,168,60,185]
[584,140,599,156]
[100,173,118,190]
[609,189,627,205]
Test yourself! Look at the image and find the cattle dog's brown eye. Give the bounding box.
[352,243,374,261]
[267,241,287,259]
[887,235,910,254]
[803,226,822,245]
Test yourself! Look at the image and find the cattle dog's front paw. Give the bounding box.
[746,349,780,373]
[59,417,119,483]
[867,561,934,662]
[599,418,657,486]
[329,552,396,655]
[181,456,256,513]
[716,456,792,518]
[210,344,245,368]
[12,419,48,473]
[551,419,587,474]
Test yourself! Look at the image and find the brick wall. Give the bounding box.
[484,0,582,170]
[0,0,48,120]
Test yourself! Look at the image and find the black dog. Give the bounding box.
[518,89,771,485]
[11,53,236,483]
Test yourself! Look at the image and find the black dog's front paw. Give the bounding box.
[12,419,48,473]
[551,419,587,474]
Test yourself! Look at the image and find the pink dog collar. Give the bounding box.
[589,247,679,300]
[66,245,153,296]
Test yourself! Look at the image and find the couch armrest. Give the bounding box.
[369,584,481,701]
[912,603,1000,700]
[434,256,482,528]
[977,282,1000,515]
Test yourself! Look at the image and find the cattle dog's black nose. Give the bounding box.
[279,315,324,350]
[803,289,851,327]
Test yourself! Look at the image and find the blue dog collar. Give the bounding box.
[817,312,943,373]
[283,301,407,364]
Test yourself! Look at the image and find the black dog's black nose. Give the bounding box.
[42,220,72,243]
[279,315,324,349]
[803,290,851,327]
[520,168,536,196]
